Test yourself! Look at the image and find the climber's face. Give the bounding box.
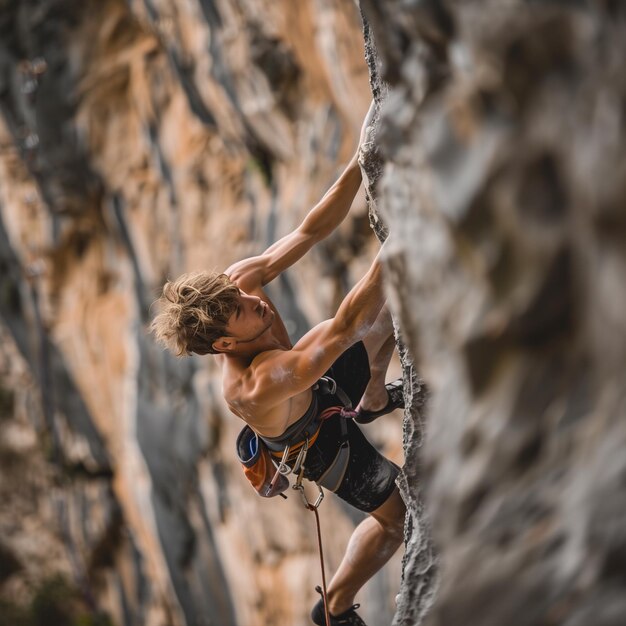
[212,290,275,352]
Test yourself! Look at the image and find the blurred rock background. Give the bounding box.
[2,1,626,626]
[0,1,403,626]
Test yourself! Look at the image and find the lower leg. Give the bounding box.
[326,489,405,615]
[361,306,397,412]
[359,333,396,412]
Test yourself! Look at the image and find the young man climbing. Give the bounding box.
[151,105,405,626]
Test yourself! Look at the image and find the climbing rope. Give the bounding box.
[293,445,330,626]
[310,505,331,626]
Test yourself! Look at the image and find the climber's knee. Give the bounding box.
[370,486,406,541]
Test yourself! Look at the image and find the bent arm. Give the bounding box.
[227,154,361,289]
[227,103,377,290]
[251,248,386,405]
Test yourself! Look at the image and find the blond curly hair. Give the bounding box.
[150,271,240,356]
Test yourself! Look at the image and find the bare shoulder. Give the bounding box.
[220,349,286,407]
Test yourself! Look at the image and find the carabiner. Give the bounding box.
[293,481,324,510]
[277,445,292,476]
[292,438,309,475]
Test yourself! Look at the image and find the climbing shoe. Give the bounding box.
[311,590,367,626]
[355,378,405,424]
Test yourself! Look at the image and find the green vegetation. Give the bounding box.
[247,154,273,188]
[0,575,114,626]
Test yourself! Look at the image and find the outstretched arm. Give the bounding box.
[227,102,377,289]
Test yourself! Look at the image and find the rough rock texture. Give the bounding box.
[357,18,436,626]
[360,1,626,625]
[0,2,403,626]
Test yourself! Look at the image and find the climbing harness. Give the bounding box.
[236,375,356,497]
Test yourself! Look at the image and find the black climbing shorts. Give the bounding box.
[303,342,400,513]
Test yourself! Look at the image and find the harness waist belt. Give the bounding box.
[262,393,320,453]
[261,376,352,453]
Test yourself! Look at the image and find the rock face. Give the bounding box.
[359,1,626,626]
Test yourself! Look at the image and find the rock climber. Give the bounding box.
[151,103,405,626]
